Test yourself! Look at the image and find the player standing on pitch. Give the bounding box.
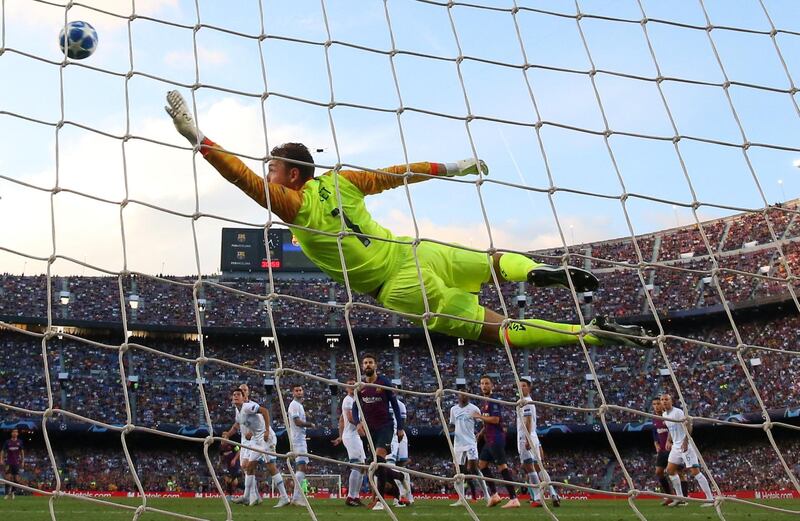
[332,378,367,507]
[1,429,24,500]
[351,354,412,510]
[165,91,652,351]
[476,375,520,509]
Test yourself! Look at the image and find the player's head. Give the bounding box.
[457,391,470,406]
[651,397,663,414]
[479,375,493,395]
[519,377,532,397]
[238,383,250,399]
[292,384,304,400]
[10,428,18,439]
[231,388,245,405]
[361,353,377,377]
[345,378,356,396]
[660,393,673,410]
[268,143,314,189]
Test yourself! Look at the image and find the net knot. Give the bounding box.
[628,488,640,498]
[456,55,464,65]
[203,435,215,447]
[196,356,208,366]
[640,17,648,25]
[119,342,129,353]
[422,311,434,322]
[134,505,147,517]
[706,24,714,32]
[324,39,332,48]
[672,135,681,143]
[770,28,778,37]
[589,68,597,77]
[368,461,380,474]
[433,388,445,401]
[742,141,751,150]
[656,75,664,84]
[453,472,465,484]
[722,81,731,89]
[267,292,279,301]
[191,212,201,221]
[597,404,609,416]
[396,106,405,114]
[123,423,135,434]
[274,368,286,378]
[762,420,773,431]
[286,451,297,460]
[261,91,269,101]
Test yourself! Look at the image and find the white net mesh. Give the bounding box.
[1,0,800,520]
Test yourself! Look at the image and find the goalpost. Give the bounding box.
[0,1,799,520]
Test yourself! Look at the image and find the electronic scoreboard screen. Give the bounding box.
[220,228,319,272]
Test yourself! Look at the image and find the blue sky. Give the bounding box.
[0,0,798,276]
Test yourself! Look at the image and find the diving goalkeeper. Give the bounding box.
[166,91,650,349]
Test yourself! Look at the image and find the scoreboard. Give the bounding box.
[220,228,319,272]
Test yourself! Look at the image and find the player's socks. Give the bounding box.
[659,475,673,495]
[272,473,288,499]
[694,473,713,500]
[539,469,558,499]
[498,253,538,281]
[500,319,603,348]
[348,469,362,499]
[681,480,689,496]
[482,468,498,494]
[244,474,255,501]
[528,472,541,502]
[500,468,517,499]
[293,471,306,500]
[669,475,684,497]
[468,478,478,500]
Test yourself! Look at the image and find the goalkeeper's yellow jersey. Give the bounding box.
[201,139,446,293]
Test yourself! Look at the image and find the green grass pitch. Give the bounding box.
[1,497,799,520]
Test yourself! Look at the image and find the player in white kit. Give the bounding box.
[387,391,413,505]
[239,384,291,507]
[224,385,290,508]
[517,377,560,508]
[660,393,714,507]
[331,378,367,506]
[287,385,316,506]
[448,391,491,506]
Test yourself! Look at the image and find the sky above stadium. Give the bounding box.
[0,0,799,276]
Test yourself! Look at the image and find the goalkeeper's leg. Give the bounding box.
[492,252,598,292]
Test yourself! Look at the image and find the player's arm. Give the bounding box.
[165,90,302,223]
[258,405,271,429]
[387,389,405,441]
[0,444,5,466]
[523,411,533,449]
[292,411,316,429]
[232,448,240,466]
[338,158,488,196]
[332,412,345,446]
[19,446,24,469]
[481,403,501,425]
[223,422,240,439]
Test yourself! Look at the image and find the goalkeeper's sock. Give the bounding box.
[501,319,602,348]
[669,475,684,498]
[348,469,362,499]
[498,253,539,282]
[272,473,288,499]
[293,471,306,500]
[694,473,713,500]
[527,472,541,502]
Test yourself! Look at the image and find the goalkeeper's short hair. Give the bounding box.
[271,142,314,181]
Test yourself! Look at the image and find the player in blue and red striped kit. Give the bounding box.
[1,429,25,500]
[476,376,520,508]
[353,353,412,510]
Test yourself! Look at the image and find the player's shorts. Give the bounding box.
[377,240,490,341]
[668,445,700,468]
[390,434,409,463]
[370,424,395,454]
[241,437,274,464]
[290,439,310,465]
[343,435,366,463]
[5,464,20,477]
[479,443,507,465]
[517,439,541,465]
[455,446,479,465]
[656,450,669,468]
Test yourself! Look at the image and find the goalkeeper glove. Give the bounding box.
[165,90,204,145]
[445,158,488,177]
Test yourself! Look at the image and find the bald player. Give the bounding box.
[165,91,652,352]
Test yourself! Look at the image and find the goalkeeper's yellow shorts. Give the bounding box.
[376,240,489,340]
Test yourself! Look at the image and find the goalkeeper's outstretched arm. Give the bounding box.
[164,90,302,223]
[339,158,488,196]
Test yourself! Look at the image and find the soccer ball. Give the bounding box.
[58,21,98,60]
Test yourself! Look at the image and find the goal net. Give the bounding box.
[270,474,342,499]
[1,0,799,520]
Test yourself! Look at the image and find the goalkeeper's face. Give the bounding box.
[267,159,303,190]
